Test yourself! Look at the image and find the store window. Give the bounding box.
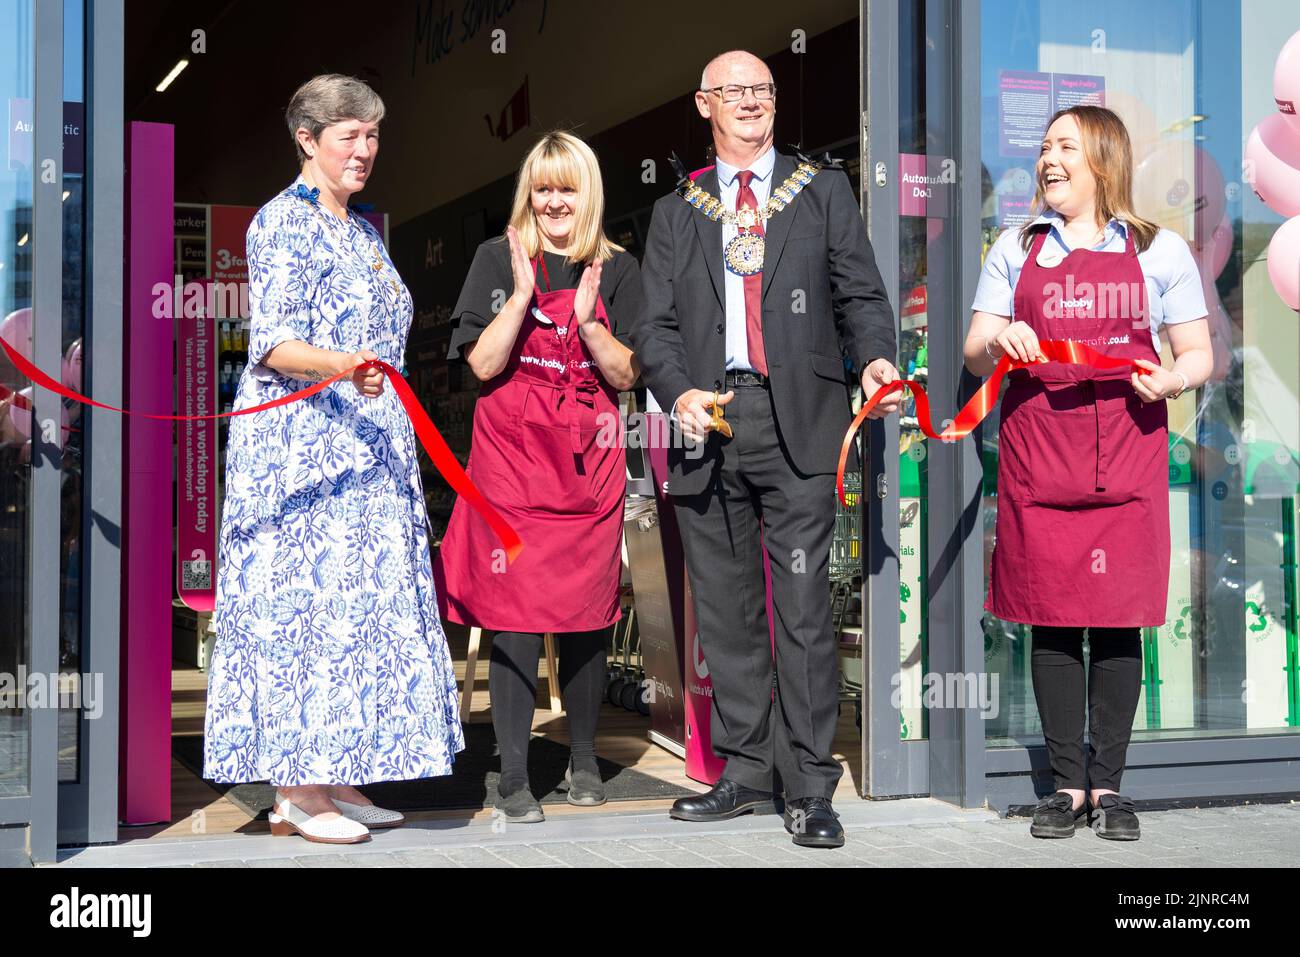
[978,0,1300,744]
[0,0,34,798]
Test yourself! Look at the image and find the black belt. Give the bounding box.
[724,370,769,388]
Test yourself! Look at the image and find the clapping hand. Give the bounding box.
[506,225,536,307]
[574,259,604,333]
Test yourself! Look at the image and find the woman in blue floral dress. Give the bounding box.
[203,75,464,844]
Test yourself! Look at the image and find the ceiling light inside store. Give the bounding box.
[156,59,189,93]
[62,191,70,201]
[17,233,28,247]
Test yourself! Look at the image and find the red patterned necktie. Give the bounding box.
[735,169,768,376]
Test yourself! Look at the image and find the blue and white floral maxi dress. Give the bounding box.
[203,180,465,785]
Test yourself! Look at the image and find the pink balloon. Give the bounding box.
[1194,215,1233,281]
[1275,30,1300,137]
[1266,214,1300,310]
[0,308,33,363]
[1105,90,1160,158]
[1245,113,1300,218]
[62,337,82,392]
[1133,142,1226,244]
[7,386,70,442]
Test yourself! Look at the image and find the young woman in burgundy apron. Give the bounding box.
[967,106,1211,843]
[435,131,641,824]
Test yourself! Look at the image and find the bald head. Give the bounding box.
[700,50,771,90]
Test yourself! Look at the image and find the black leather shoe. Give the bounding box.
[1090,793,1140,841]
[783,797,844,848]
[1029,790,1087,838]
[669,778,777,822]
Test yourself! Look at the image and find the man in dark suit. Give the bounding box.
[631,50,899,848]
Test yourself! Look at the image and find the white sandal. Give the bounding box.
[332,798,406,829]
[268,795,371,844]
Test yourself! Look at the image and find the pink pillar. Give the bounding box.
[119,122,174,825]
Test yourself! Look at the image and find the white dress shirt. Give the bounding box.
[714,146,776,372]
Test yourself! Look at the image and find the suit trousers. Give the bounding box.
[672,384,842,799]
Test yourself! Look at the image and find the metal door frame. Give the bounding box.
[861,0,994,807]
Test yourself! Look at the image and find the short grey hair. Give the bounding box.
[285,74,386,165]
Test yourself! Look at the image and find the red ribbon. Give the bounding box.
[837,339,1154,505]
[0,336,524,563]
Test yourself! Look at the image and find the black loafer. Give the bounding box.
[1090,793,1140,841]
[563,760,607,807]
[783,797,844,848]
[1029,790,1087,838]
[669,778,777,822]
[494,784,544,824]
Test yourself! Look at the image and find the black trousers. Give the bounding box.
[1031,625,1144,792]
[672,385,842,800]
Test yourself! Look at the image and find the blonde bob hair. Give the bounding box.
[506,131,621,264]
[1020,104,1159,254]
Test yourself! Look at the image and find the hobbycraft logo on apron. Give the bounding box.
[1042,277,1146,323]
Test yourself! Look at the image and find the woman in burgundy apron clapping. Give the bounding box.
[435,132,641,823]
[964,106,1213,841]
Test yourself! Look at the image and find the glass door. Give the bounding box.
[0,0,120,861]
[861,0,984,802]
[0,0,34,811]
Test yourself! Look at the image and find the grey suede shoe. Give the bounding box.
[494,784,545,823]
[563,760,607,807]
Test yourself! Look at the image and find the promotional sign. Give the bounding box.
[900,284,928,332]
[176,284,218,611]
[899,152,953,218]
[999,70,1105,158]
[208,204,258,292]
[7,99,85,175]
[207,203,389,298]
[994,166,1036,229]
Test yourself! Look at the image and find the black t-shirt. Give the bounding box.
[447,239,642,360]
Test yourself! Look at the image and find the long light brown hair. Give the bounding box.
[1020,104,1159,254]
[506,131,621,265]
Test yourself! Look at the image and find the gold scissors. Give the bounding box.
[709,390,733,438]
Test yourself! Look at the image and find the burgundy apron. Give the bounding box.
[987,228,1170,627]
[435,256,624,632]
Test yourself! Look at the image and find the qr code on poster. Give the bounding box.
[182,559,212,591]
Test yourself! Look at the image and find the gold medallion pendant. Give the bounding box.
[725,231,765,276]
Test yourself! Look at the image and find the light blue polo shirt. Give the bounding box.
[971,212,1209,353]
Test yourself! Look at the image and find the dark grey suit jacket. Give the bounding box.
[631,150,897,495]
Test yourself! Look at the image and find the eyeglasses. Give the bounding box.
[702,82,777,103]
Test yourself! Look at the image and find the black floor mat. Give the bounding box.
[173,724,693,820]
